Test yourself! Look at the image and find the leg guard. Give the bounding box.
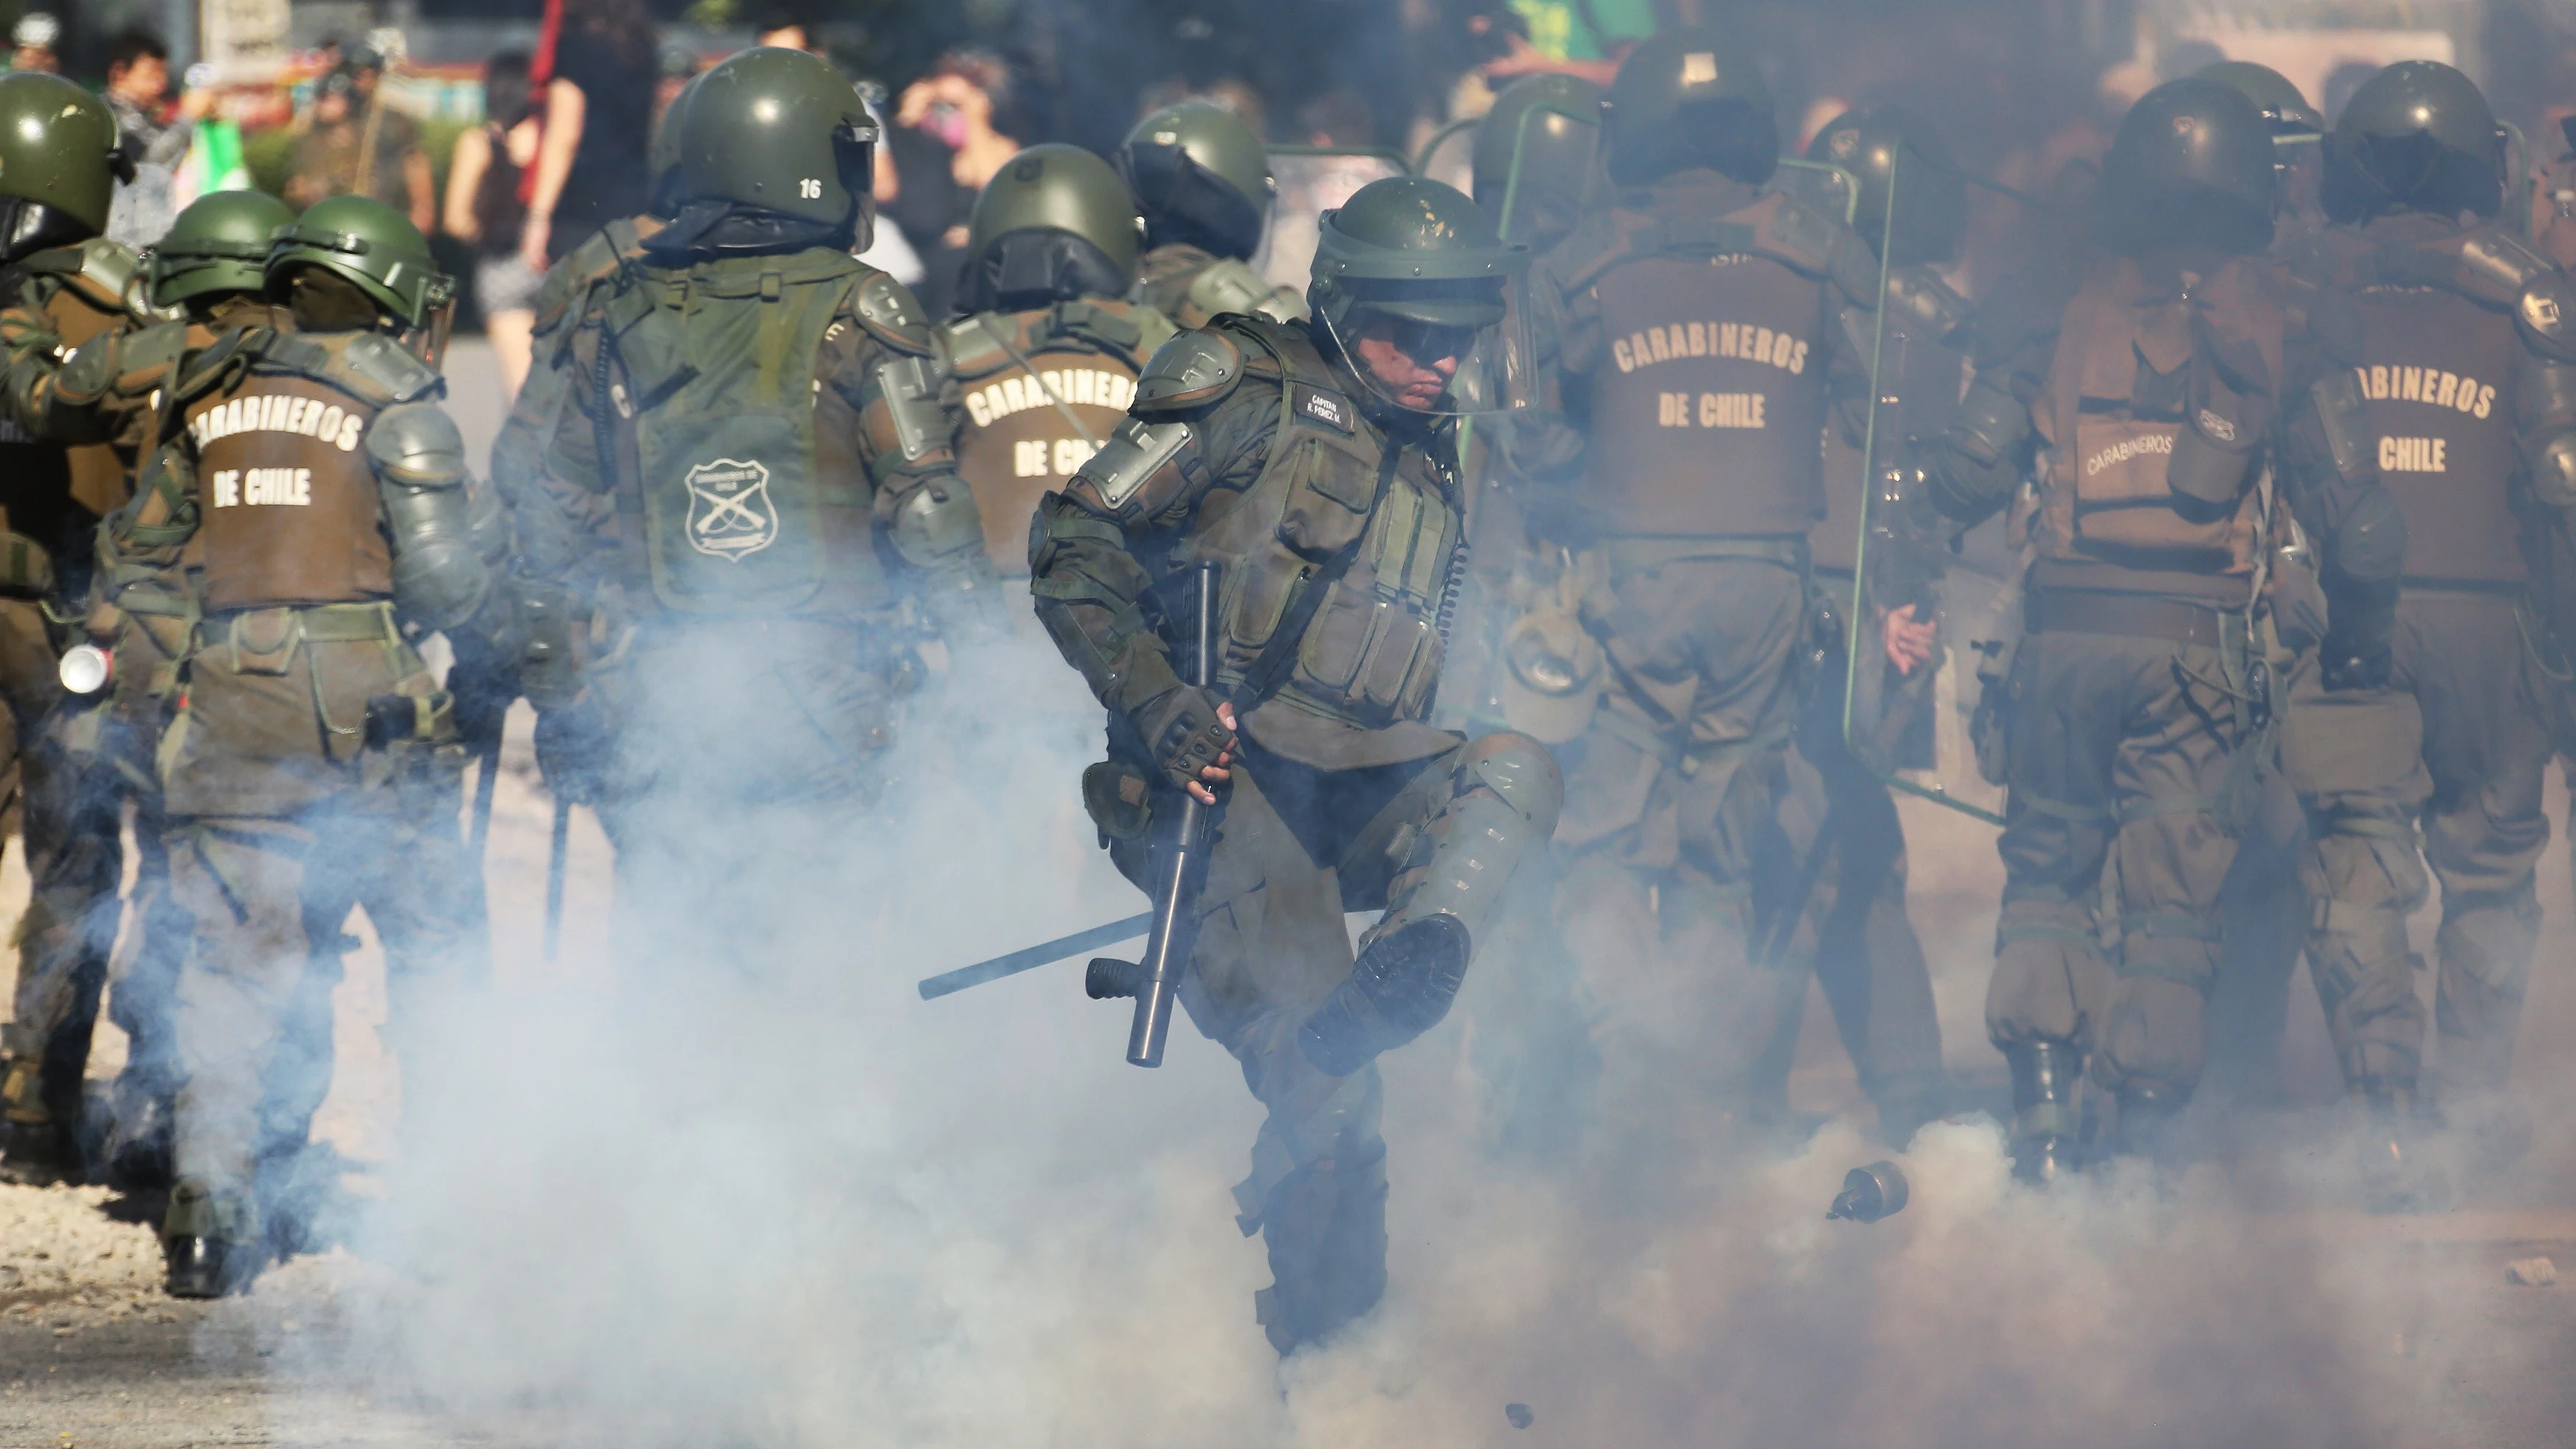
[2432,882,2542,1098]
[1299,733,1563,1077]
[1234,1053,1387,1355]
[2005,1038,2082,1186]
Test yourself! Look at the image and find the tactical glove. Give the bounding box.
[1131,683,1234,792]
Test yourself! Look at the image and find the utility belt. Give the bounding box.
[1601,534,1809,576]
[2024,589,2227,649]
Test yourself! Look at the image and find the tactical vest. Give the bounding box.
[2315,222,2527,584]
[944,299,1168,575]
[596,249,877,617]
[1570,191,1839,537]
[1182,318,1465,731]
[2032,255,2277,581]
[0,241,138,594]
[180,329,434,613]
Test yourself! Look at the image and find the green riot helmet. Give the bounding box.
[1308,176,1529,414]
[2322,61,2505,224]
[1472,74,1603,249]
[666,46,879,249]
[1805,105,1968,266]
[1603,28,1777,188]
[2095,77,2276,255]
[149,189,297,310]
[1117,102,1273,261]
[0,73,132,259]
[267,196,458,358]
[645,68,704,219]
[956,144,1143,314]
[2195,60,2324,135]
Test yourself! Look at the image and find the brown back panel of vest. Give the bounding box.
[2035,261,2271,578]
[2344,288,2522,581]
[952,316,1143,576]
[188,372,391,612]
[1582,235,1831,536]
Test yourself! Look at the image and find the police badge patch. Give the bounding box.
[684,458,780,560]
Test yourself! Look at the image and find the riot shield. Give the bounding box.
[1831,135,2010,826]
[1255,144,1412,297]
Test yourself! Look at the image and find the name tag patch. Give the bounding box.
[1295,386,1353,433]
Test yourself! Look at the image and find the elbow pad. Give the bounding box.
[2329,479,2407,587]
[889,475,986,565]
[864,352,954,465]
[2517,361,2576,509]
[370,403,491,628]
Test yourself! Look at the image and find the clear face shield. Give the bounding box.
[1315,273,1538,419]
[834,115,880,252]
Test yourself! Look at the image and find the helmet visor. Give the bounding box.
[1322,277,1537,418]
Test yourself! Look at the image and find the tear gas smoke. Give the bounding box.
[215,621,2555,1449]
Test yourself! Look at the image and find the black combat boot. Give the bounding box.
[2004,1040,2081,1186]
[1299,915,1471,1077]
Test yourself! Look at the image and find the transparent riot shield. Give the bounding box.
[1772,156,1860,226]
[1835,139,2010,826]
[1255,145,1412,297]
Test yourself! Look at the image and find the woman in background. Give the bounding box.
[519,0,656,269]
[882,49,1021,318]
[444,50,542,398]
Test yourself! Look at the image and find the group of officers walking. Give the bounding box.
[0,30,2568,1355]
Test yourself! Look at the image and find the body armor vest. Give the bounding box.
[2315,222,2527,584]
[1572,191,1838,537]
[598,249,880,617]
[2033,255,2277,583]
[1183,318,1466,732]
[944,299,1164,575]
[184,330,419,613]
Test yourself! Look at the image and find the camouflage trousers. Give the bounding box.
[1117,737,1469,1356]
[2279,590,2553,1099]
[1989,615,2251,1100]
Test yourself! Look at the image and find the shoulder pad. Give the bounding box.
[2458,228,2555,301]
[174,327,259,405]
[852,272,934,355]
[109,319,191,396]
[1133,328,1246,414]
[1054,299,1144,355]
[1187,258,1296,324]
[26,238,142,313]
[2518,269,2576,363]
[365,400,470,488]
[1755,192,1839,276]
[939,313,1014,378]
[1883,266,1974,342]
[531,224,645,337]
[339,332,445,404]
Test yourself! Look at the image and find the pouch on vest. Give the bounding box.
[623,257,863,615]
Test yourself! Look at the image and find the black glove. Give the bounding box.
[1130,684,1235,792]
[2318,580,2397,691]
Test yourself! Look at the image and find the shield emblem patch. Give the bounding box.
[684,458,779,561]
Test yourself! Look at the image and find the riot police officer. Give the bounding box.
[154,196,495,1294]
[1030,176,1562,1352]
[2276,61,2576,1188]
[941,144,1173,581]
[1116,102,1304,329]
[1759,104,1970,1147]
[1924,79,2290,1177]
[13,187,299,1186]
[0,73,142,1186]
[506,47,993,968]
[1509,30,1890,1149]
